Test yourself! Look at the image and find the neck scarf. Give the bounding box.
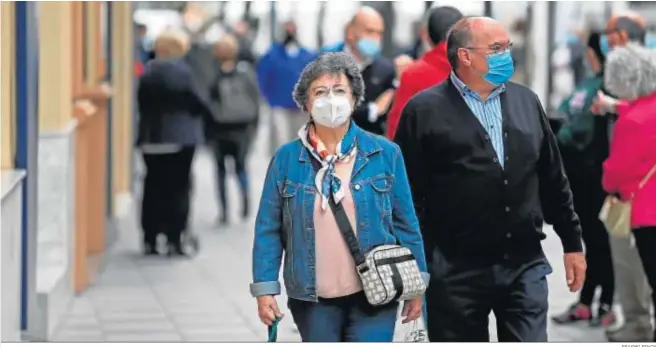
[298,122,357,210]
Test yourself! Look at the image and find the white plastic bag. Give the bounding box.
[404,319,428,342]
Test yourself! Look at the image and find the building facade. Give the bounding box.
[1,1,136,341]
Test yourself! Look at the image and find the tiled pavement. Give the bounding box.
[52,114,609,342]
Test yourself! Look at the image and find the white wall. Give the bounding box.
[33,123,76,341]
[1,171,26,342]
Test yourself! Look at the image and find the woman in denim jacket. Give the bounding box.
[250,52,429,342]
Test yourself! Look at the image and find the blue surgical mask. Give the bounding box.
[647,33,656,48]
[356,38,381,59]
[599,35,610,56]
[480,50,515,86]
[567,34,579,45]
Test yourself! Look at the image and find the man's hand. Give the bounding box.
[375,90,395,116]
[256,295,283,326]
[564,252,586,292]
[394,54,414,78]
[401,297,423,324]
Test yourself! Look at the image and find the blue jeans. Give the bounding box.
[288,292,398,342]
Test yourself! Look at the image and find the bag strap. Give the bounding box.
[309,153,366,266]
[638,163,656,191]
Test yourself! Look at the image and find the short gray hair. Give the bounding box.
[605,42,656,101]
[446,17,473,69]
[292,52,365,111]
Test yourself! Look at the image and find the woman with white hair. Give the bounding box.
[250,52,428,341]
[602,43,656,341]
[137,30,213,256]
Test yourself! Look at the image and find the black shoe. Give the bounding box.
[218,213,229,226]
[143,242,158,256]
[167,243,187,257]
[241,196,250,219]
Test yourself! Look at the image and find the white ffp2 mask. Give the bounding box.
[310,95,352,128]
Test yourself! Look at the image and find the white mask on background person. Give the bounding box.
[311,94,353,128]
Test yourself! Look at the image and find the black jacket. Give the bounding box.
[394,78,583,265]
[352,58,396,135]
[136,58,213,146]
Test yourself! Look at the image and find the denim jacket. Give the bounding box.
[250,124,429,302]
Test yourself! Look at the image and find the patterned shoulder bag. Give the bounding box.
[309,156,427,306]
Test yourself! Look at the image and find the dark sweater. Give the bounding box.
[394,78,583,265]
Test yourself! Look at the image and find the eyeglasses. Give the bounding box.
[466,42,514,54]
[312,86,350,97]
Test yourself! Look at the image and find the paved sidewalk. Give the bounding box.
[52,116,609,342]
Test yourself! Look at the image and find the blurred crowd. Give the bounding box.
[549,12,656,343]
[133,2,656,343]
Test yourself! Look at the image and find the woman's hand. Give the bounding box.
[401,297,423,324]
[591,91,619,116]
[256,295,284,326]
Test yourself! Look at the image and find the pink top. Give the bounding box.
[315,159,362,298]
[603,93,656,228]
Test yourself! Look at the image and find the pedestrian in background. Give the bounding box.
[321,7,396,136]
[395,17,585,342]
[387,6,463,140]
[206,33,260,225]
[551,31,615,328]
[137,31,212,256]
[250,52,428,342]
[590,12,653,343]
[602,42,656,343]
[257,21,317,148]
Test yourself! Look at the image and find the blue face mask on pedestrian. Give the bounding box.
[599,35,610,56]
[472,49,515,86]
[357,38,380,59]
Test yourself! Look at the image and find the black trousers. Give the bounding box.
[426,252,551,342]
[140,147,195,246]
[632,226,656,341]
[210,137,250,214]
[567,169,615,307]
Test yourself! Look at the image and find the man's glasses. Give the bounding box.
[466,42,514,54]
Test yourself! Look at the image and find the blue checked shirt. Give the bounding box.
[450,72,506,168]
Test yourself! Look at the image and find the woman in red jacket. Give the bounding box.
[602,43,656,341]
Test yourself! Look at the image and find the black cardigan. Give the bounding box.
[351,57,396,135]
[394,78,583,265]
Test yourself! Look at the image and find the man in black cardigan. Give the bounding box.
[394,17,585,342]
